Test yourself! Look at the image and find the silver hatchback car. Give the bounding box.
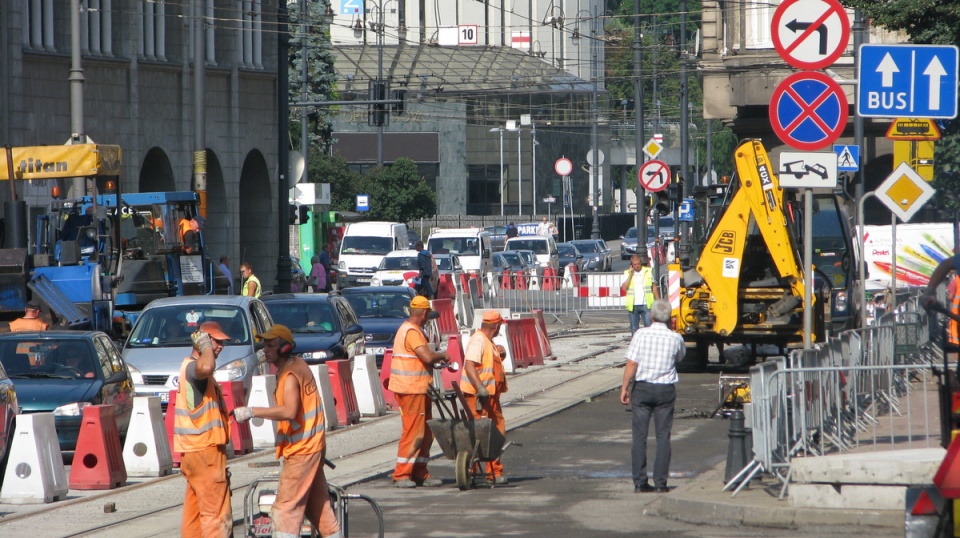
[121,296,274,407]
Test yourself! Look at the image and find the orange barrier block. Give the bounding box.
[379,349,399,411]
[500,270,513,290]
[436,274,456,299]
[541,267,557,290]
[568,265,581,288]
[504,319,535,369]
[439,333,465,390]
[220,381,253,456]
[432,298,459,336]
[164,389,181,467]
[69,404,127,490]
[531,309,556,360]
[515,270,527,290]
[519,318,545,366]
[327,359,361,425]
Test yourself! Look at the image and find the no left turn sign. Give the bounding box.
[638,160,670,192]
[771,0,851,70]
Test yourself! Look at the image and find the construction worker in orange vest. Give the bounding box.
[234,325,342,538]
[922,253,960,352]
[460,310,509,485]
[174,321,232,538]
[388,295,448,488]
[10,300,48,332]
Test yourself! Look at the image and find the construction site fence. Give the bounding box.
[407,214,636,243]
[483,270,629,322]
[738,292,950,495]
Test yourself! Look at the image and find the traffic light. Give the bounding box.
[289,204,298,225]
[391,89,406,116]
[654,191,672,216]
[368,80,389,127]
[298,205,310,225]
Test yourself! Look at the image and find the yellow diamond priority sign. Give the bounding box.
[643,138,663,159]
[875,162,936,222]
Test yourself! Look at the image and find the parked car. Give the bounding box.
[483,225,508,251]
[569,239,613,271]
[341,286,417,368]
[0,331,133,451]
[434,253,464,277]
[619,226,646,260]
[406,229,421,249]
[261,293,365,364]
[493,251,527,283]
[0,356,17,467]
[122,296,274,407]
[557,242,585,275]
[370,249,439,294]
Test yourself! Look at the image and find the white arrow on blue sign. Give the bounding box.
[340,0,362,15]
[858,44,959,119]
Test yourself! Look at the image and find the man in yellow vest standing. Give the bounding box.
[175,321,232,538]
[233,324,342,538]
[621,253,659,334]
[389,296,449,488]
[460,310,509,485]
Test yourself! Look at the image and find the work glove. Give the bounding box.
[191,330,213,353]
[476,385,490,399]
[233,407,254,423]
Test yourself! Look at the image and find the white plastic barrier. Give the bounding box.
[351,355,387,417]
[247,375,279,448]
[0,413,68,504]
[122,397,173,477]
[309,364,340,431]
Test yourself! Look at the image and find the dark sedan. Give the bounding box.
[0,331,134,451]
[569,240,613,271]
[557,242,585,275]
[341,286,417,368]
[261,293,365,364]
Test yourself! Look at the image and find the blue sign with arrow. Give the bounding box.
[858,44,959,119]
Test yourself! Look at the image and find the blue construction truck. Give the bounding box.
[0,144,228,337]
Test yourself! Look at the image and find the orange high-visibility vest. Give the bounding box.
[174,358,230,452]
[388,321,432,394]
[275,357,325,458]
[178,218,191,243]
[460,331,506,396]
[949,275,960,346]
[10,317,47,332]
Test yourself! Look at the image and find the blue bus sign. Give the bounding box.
[858,44,958,119]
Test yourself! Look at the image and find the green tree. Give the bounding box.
[288,1,338,154]
[828,0,960,206]
[361,159,437,221]
[310,151,362,213]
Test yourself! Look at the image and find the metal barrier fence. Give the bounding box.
[485,270,630,322]
[730,295,948,496]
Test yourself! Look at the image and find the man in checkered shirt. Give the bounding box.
[620,299,685,493]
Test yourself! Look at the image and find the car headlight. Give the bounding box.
[338,261,347,270]
[54,402,91,417]
[301,350,331,361]
[127,363,144,385]
[371,277,381,286]
[593,256,601,262]
[213,358,248,382]
[834,291,848,312]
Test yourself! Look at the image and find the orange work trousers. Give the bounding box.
[393,392,433,482]
[463,393,506,478]
[180,445,232,538]
[272,451,341,538]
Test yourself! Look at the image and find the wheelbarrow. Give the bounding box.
[426,385,509,490]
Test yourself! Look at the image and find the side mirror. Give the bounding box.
[345,324,363,335]
[619,235,624,240]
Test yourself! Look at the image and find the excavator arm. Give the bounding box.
[693,140,808,336]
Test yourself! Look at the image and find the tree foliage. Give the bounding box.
[818,0,960,206]
[320,155,436,221]
[288,1,338,154]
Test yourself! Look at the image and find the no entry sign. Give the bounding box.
[770,71,849,150]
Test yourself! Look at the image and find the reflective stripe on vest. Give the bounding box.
[173,358,229,452]
[388,321,432,394]
[950,276,960,345]
[460,331,499,395]
[275,359,324,458]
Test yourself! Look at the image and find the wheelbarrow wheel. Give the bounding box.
[455,450,474,491]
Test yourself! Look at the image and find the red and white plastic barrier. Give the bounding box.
[70,404,127,490]
[327,359,361,426]
[575,273,626,307]
[123,396,174,477]
[0,413,68,504]
[309,364,340,431]
[247,375,279,448]
[352,354,387,416]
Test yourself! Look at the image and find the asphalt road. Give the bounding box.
[326,375,862,538]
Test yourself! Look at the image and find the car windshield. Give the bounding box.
[344,291,411,318]
[625,227,638,239]
[506,239,548,254]
[436,257,454,271]
[264,301,339,333]
[126,305,250,347]
[558,244,578,256]
[499,252,522,266]
[341,236,393,255]
[516,251,535,265]
[572,241,599,254]
[379,256,417,271]
[428,237,480,255]
[485,226,506,235]
[0,339,97,379]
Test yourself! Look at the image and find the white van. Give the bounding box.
[337,221,408,288]
[504,235,559,272]
[426,228,493,277]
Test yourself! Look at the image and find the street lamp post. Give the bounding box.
[590,7,600,240]
[489,127,505,216]
[507,120,522,217]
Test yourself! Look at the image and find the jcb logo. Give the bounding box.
[710,231,737,254]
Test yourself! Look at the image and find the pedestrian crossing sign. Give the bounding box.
[833,144,860,172]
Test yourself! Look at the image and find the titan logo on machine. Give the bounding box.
[17,158,69,175]
[710,231,737,255]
